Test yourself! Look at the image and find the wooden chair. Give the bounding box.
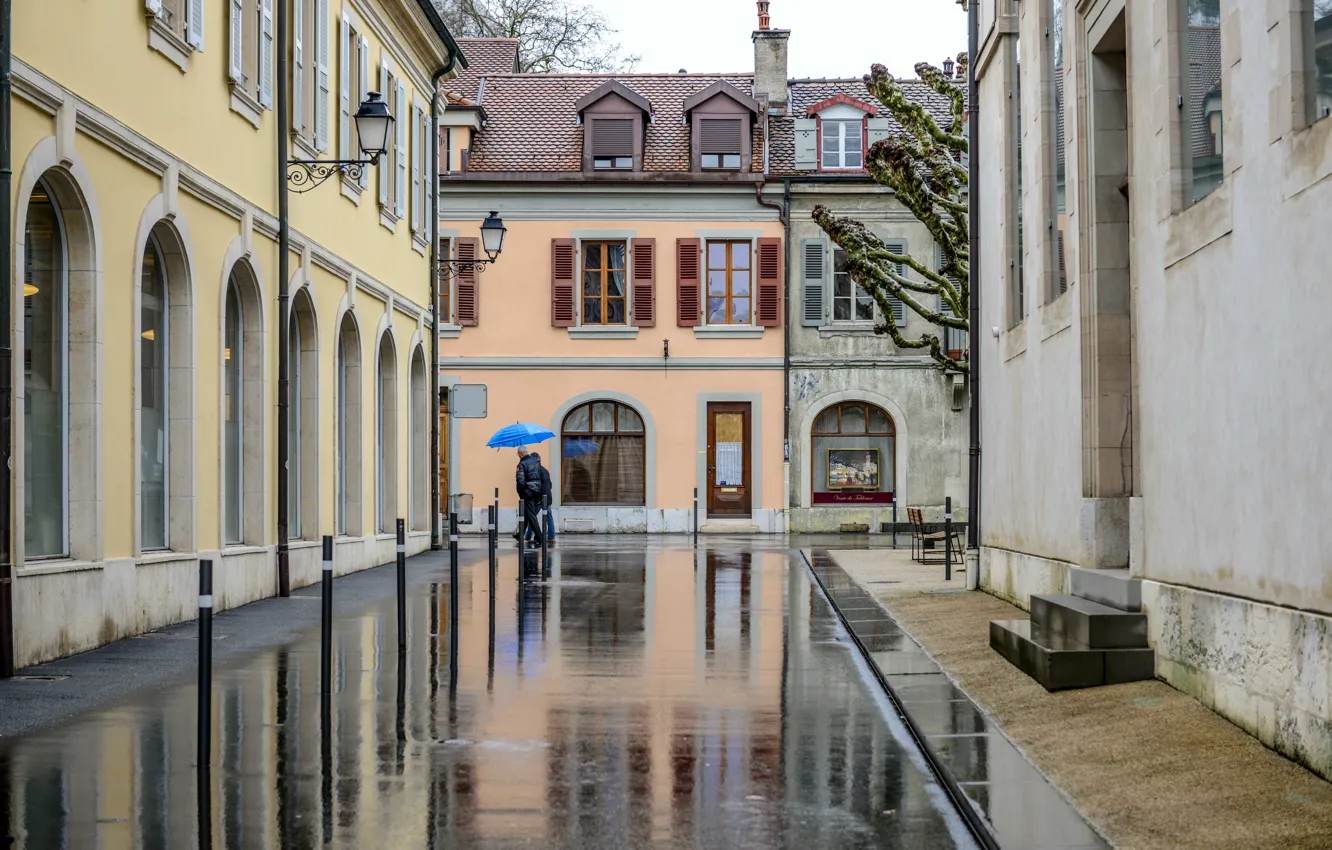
[910,506,964,565]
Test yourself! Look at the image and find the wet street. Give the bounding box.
[0,540,977,849]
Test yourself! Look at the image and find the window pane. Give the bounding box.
[289,313,301,539]
[855,287,874,321]
[702,153,719,168]
[707,270,728,296]
[813,407,839,434]
[224,281,243,544]
[141,239,168,550]
[868,406,892,434]
[730,297,750,324]
[845,126,862,151]
[607,270,626,297]
[822,125,840,152]
[592,402,615,432]
[618,406,644,433]
[23,183,66,558]
[1315,4,1332,120]
[606,297,626,324]
[846,151,863,169]
[614,157,633,169]
[583,242,602,270]
[1184,0,1222,204]
[732,243,750,269]
[565,404,590,432]
[561,434,645,505]
[607,242,626,269]
[731,270,750,296]
[582,298,602,324]
[833,293,850,321]
[582,271,601,296]
[707,297,727,323]
[840,403,867,434]
[707,241,727,269]
[722,154,741,168]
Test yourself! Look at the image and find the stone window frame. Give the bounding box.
[1006,32,1026,331]
[228,0,269,129]
[409,344,430,532]
[335,307,364,538]
[219,248,267,549]
[1269,0,1332,202]
[145,0,201,74]
[132,198,198,557]
[374,322,399,535]
[289,282,321,541]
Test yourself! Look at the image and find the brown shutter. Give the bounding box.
[551,238,577,327]
[630,238,656,327]
[592,119,634,157]
[455,237,479,326]
[675,238,701,327]
[756,237,782,327]
[700,118,742,154]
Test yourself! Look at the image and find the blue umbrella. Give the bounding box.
[486,422,555,449]
[562,438,601,457]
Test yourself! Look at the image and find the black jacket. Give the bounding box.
[516,453,544,499]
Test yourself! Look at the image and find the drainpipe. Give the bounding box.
[967,0,982,551]
[781,179,792,534]
[275,0,291,596]
[430,55,460,551]
[0,0,13,676]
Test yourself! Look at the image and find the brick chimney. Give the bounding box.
[752,2,789,113]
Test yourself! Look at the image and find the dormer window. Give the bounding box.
[822,119,864,169]
[576,81,653,174]
[684,80,760,173]
[591,118,635,169]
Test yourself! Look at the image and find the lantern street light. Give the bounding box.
[440,212,508,280]
[287,92,395,192]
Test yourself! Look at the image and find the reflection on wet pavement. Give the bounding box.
[0,543,975,849]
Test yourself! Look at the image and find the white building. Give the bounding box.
[975,0,1332,778]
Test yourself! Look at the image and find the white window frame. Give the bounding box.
[830,247,877,326]
[820,113,865,171]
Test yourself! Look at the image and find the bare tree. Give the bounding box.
[811,58,970,373]
[434,0,640,73]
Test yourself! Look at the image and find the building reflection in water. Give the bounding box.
[0,547,969,849]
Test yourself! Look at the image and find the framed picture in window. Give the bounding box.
[826,448,880,490]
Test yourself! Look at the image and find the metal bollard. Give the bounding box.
[487,503,497,590]
[517,505,526,571]
[321,536,333,700]
[396,518,406,654]
[197,559,213,769]
[892,499,898,549]
[944,497,953,582]
[693,487,699,547]
[540,494,550,575]
[448,513,459,636]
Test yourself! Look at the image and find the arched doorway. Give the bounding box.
[810,400,897,506]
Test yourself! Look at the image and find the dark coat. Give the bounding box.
[516,453,544,500]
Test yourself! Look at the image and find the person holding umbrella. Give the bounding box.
[513,446,545,543]
[524,451,556,544]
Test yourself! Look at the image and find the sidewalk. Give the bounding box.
[827,548,1332,850]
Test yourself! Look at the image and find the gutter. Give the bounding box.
[431,46,463,550]
[0,0,13,676]
[967,0,981,550]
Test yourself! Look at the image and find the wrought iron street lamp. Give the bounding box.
[439,211,508,280]
[287,92,394,193]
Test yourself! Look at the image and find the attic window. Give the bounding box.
[591,118,634,169]
[700,118,742,169]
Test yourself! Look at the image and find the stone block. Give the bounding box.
[1032,593,1148,648]
[1070,566,1142,611]
[990,619,1106,691]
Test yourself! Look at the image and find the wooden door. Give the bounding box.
[706,402,752,517]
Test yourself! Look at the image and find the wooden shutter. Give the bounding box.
[229,0,244,81]
[357,36,368,187]
[592,119,634,157]
[292,0,303,132]
[801,239,826,327]
[700,118,742,153]
[885,239,908,326]
[867,117,891,147]
[259,0,274,107]
[675,238,701,327]
[379,63,390,205]
[630,238,656,327]
[338,15,350,158]
[411,106,422,233]
[794,118,817,170]
[395,80,408,218]
[456,238,479,327]
[315,0,330,152]
[551,239,577,327]
[437,237,451,322]
[756,238,782,327]
[187,0,205,50]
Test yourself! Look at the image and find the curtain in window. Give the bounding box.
[141,237,169,550]
[561,401,646,505]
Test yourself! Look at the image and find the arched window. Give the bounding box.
[376,333,397,533]
[289,288,319,541]
[811,401,896,504]
[223,279,244,544]
[140,235,169,550]
[336,313,362,536]
[223,261,264,546]
[409,348,429,531]
[24,179,68,558]
[561,401,646,506]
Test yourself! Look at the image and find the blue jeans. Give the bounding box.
[525,501,555,540]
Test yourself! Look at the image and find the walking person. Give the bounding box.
[513,447,544,543]
[525,452,556,544]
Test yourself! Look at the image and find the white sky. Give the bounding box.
[585,0,967,80]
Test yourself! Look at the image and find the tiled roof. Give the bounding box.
[448,38,519,101]
[465,73,760,173]
[1188,26,1223,159]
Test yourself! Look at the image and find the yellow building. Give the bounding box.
[4,0,462,668]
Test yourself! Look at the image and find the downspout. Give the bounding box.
[781,178,792,534]
[275,0,291,596]
[967,0,982,551]
[430,54,460,551]
[0,0,14,676]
